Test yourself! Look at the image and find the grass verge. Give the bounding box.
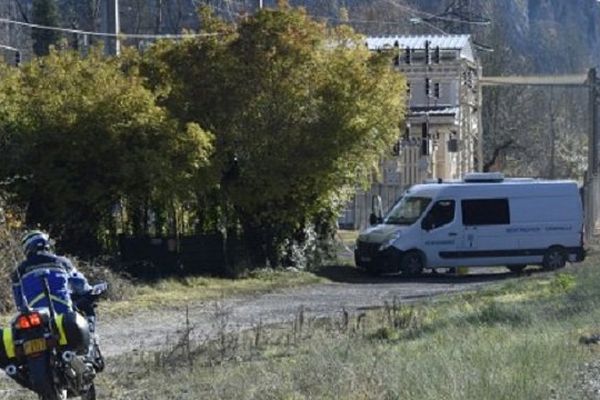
[94,253,600,400]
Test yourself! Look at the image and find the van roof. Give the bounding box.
[406,179,579,198]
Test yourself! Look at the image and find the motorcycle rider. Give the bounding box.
[12,230,104,370]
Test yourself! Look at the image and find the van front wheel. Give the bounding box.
[401,251,424,276]
[543,247,566,271]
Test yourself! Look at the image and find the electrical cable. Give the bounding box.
[0,17,222,39]
[381,0,449,34]
[382,0,488,27]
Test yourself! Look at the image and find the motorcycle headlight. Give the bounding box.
[379,232,402,251]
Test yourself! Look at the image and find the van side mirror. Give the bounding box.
[369,213,382,226]
[371,195,383,222]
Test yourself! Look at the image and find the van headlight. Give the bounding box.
[379,232,402,251]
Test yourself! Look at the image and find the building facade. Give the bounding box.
[340,34,482,230]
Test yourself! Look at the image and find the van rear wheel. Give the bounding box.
[543,247,567,271]
[400,251,423,276]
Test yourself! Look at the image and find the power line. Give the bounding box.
[381,0,449,34]
[317,15,412,26]
[0,17,221,39]
[382,0,488,31]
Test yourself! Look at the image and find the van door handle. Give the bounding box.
[448,232,457,237]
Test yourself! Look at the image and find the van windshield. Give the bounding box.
[384,196,432,225]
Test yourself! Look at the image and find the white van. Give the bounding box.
[354,173,586,275]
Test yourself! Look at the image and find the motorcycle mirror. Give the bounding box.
[91,282,108,296]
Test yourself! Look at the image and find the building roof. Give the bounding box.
[365,34,475,62]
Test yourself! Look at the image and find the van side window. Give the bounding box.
[424,200,455,229]
[461,199,510,226]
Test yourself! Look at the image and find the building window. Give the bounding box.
[421,122,429,156]
[461,199,510,226]
[434,82,441,99]
[425,78,431,97]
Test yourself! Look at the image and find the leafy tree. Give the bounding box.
[32,0,62,56]
[0,49,214,254]
[142,6,406,267]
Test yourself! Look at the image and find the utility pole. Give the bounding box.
[155,0,163,34]
[548,93,557,179]
[101,0,120,56]
[586,68,599,240]
[589,68,599,174]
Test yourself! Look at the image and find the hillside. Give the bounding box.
[4,1,599,74]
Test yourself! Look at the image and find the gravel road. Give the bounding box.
[99,268,523,357]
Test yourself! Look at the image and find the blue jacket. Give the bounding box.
[12,251,91,314]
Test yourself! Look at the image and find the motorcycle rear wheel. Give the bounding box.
[27,355,67,400]
[38,390,67,400]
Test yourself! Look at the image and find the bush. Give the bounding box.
[0,221,22,313]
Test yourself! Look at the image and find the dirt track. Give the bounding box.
[98,267,535,357]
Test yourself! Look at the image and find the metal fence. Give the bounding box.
[339,184,406,230]
[340,143,425,230]
[118,233,231,278]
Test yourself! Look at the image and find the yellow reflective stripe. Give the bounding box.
[29,293,46,307]
[49,296,71,307]
[29,293,70,308]
[3,329,14,359]
[55,314,68,346]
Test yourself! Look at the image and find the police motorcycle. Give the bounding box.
[0,269,107,400]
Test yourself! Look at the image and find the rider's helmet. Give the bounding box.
[21,230,50,256]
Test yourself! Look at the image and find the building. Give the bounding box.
[340,34,483,230]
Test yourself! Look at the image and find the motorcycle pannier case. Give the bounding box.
[0,328,17,368]
[57,312,90,355]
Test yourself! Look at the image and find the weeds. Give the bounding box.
[468,300,533,327]
[92,254,600,400]
[551,272,576,292]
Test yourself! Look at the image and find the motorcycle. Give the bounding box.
[0,271,107,400]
